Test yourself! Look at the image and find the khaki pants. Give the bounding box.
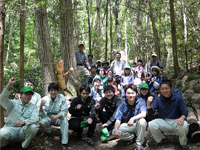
[39,117,68,144]
[0,124,38,148]
[148,119,189,146]
[113,118,147,145]
[77,66,91,77]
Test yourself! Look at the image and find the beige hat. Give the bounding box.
[151,66,160,72]
[152,53,157,57]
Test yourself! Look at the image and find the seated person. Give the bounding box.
[69,85,96,146]
[131,62,137,75]
[120,66,134,100]
[107,69,115,83]
[93,68,108,91]
[113,84,147,150]
[0,77,39,150]
[89,78,102,103]
[134,70,143,88]
[39,83,68,150]
[147,80,188,150]
[102,61,110,76]
[95,85,122,131]
[149,66,162,95]
[14,79,41,110]
[141,72,150,84]
[96,60,102,74]
[107,77,118,95]
[136,83,155,122]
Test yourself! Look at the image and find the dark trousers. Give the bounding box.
[98,112,115,131]
[69,117,97,138]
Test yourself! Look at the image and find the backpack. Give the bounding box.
[150,61,160,68]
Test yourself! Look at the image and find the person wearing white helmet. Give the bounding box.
[147,53,163,73]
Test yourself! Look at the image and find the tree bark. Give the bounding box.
[34,1,57,95]
[96,0,101,59]
[0,1,5,128]
[149,0,161,60]
[105,0,109,61]
[114,0,121,51]
[182,0,188,72]
[74,0,79,47]
[169,0,180,77]
[86,0,92,54]
[20,0,25,89]
[59,0,80,96]
[110,0,113,59]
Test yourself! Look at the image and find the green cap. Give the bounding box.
[101,128,110,140]
[80,119,88,128]
[124,65,131,70]
[140,83,149,89]
[20,86,34,94]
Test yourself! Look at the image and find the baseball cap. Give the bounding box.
[20,86,34,94]
[152,53,157,57]
[140,83,149,89]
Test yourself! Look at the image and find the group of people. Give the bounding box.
[0,44,189,150]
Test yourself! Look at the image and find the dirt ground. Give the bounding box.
[2,122,200,150]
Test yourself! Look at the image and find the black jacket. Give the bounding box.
[69,96,96,120]
[97,95,122,126]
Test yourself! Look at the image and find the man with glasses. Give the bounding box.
[0,77,39,150]
[95,85,122,132]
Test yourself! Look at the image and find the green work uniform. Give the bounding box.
[0,88,39,148]
[39,94,68,144]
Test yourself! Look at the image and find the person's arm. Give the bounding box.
[128,111,146,126]
[106,97,122,126]
[57,96,68,119]
[88,98,96,120]
[68,97,83,116]
[158,61,163,69]
[114,120,122,137]
[0,78,16,110]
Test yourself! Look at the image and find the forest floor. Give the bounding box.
[2,121,200,150]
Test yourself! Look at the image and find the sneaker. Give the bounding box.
[181,145,188,150]
[135,145,143,150]
[155,137,167,146]
[61,144,68,150]
[86,137,95,146]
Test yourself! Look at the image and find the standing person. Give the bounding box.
[135,59,145,72]
[147,80,189,150]
[75,44,91,79]
[0,78,39,150]
[69,85,96,146]
[39,83,68,150]
[147,53,163,73]
[87,54,96,69]
[95,85,122,132]
[120,66,134,100]
[149,66,163,95]
[14,79,41,110]
[110,53,125,88]
[102,61,110,76]
[113,84,147,149]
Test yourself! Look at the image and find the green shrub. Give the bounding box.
[186,74,195,82]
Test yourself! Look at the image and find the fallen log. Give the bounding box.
[191,131,200,143]
[186,107,199,136]
[197,109,200,121]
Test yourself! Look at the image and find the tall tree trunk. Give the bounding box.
[182,0,188,72]
[130,2,136,62]
[96,0,101,59]
[170,0,180,77]
[81,9,86,45]
[86,0,92,54]
[124,0,128,65]
[114,0,121,51]
[60,0,80,96]
[105,0,108,61]
[134,0,141,62]
[0,1,5,128]
[149,0,161,60]
[34,1,57,95]
[110,0,113,59]
[20,0,25,89]
[74,0,79,47]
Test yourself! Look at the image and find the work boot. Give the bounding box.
[86,137,95,146]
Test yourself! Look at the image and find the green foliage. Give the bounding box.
[186,74,195,82]
[175,79,182,88]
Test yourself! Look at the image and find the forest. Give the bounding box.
[0,0,200,146]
